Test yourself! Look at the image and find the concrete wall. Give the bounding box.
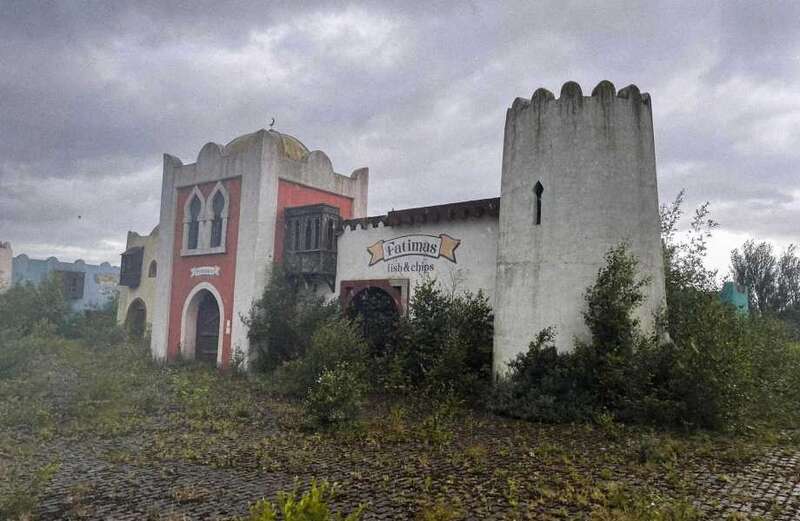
[12,255,119,311]
[0,242,11,293]
[336,214,498,305]
[494,81,666,371]
[117,226,159,333]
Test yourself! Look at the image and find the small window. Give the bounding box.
[148,260,157,278]
[534,181,544,225]
[187,195,201,249]
[304,219,313,250]
[210,191,225,248]
[59,271,85,300]
[327,219,335,250]
[313,218,320,249]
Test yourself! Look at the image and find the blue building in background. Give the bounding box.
[12,255,120,312]
[720,281,749,315]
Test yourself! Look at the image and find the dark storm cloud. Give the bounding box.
[1,1,798,268]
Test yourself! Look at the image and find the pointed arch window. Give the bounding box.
[187,196,201,249]
[534,181,544,225]
[210,191,225,248]
[148,260,158,278]
[181,182,229,256]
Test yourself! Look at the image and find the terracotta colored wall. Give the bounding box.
[274,180,354,263]
[167,178,241,368]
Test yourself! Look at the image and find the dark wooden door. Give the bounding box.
[196,292,220,364]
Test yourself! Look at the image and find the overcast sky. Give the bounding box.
[1,1,798,275]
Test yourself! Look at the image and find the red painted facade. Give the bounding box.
[167,178,241,368]
[273,179,353,263]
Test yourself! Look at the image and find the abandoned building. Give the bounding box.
[11,253,119,311]
[117,80,666,372]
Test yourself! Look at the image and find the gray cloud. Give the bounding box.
[1,1,798,270]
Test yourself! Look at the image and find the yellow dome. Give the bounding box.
[272,130,309,161]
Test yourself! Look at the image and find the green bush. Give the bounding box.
[303,362,366,427]
[489,328,591,422]
[271,318,368,398]
[0,276,70,336]
[385,280,493,402]
[246,480,365,521]
[246,266,339,372]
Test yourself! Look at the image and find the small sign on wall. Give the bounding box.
[191,266,221,277]
[367,234,461,266]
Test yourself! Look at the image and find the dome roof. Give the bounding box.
[270,130,309,161]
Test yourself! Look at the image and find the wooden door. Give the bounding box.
[196,292,220,364]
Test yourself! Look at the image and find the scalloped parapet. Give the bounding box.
[510,80,652,115]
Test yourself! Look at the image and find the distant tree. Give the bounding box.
[730,241,799,314]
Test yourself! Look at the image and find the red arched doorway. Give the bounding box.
[345,286,400,355]
[181,284,224,365]
[195,291,220,364]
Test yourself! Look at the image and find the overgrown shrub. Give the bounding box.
[384,279,493,402]
[273,318,368,398]
[246,266,339,372]
[489,328,592,422]
[303,362,366,427]
[245,480,365,521]
[0,276,70,336]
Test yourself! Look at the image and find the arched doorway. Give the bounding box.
[181,284,224,365]
[347,287,399,352]
[125,299,147,340]
[195,291,220,363]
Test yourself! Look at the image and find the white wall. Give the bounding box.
[336,215,498,304]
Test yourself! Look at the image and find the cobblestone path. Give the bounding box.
[29,433,800,520]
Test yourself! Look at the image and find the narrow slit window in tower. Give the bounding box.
[534,181,544,225]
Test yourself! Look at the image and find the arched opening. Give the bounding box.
[148,260,157,278]
[195,291,220,363]
[347,287,399,353]
[125,299,147,340]
[181,285,224,365]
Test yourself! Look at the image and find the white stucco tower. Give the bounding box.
[494,80,666,371]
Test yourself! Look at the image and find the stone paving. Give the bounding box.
[23,430,800,520]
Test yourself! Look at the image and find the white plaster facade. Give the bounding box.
[336,203,499,304]
[493,81,666,369]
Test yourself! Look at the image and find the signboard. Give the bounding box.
[191,266,221,277]
[367,234,460,273]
